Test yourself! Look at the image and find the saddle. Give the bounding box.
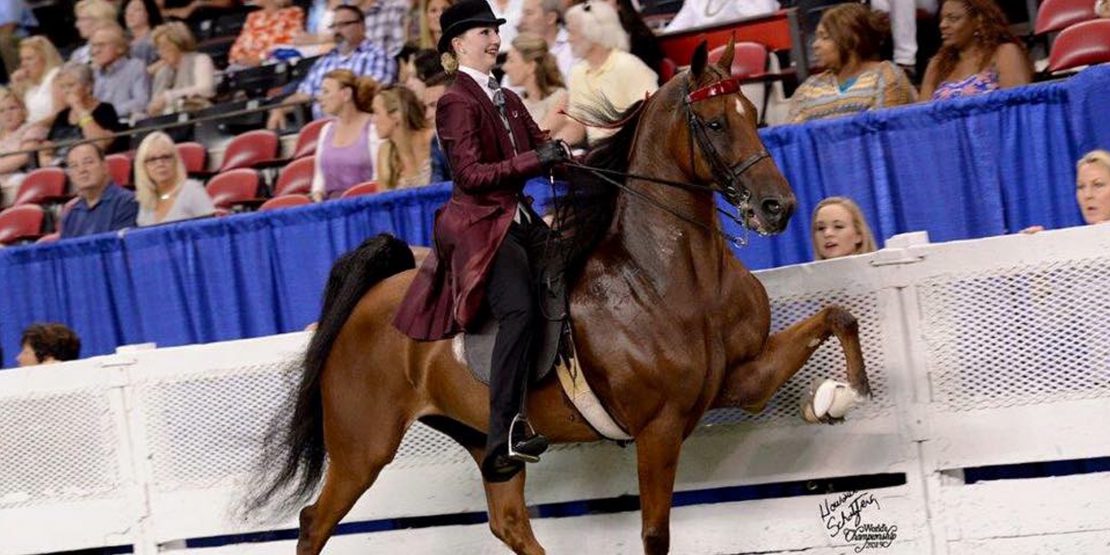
[456,234,633,441]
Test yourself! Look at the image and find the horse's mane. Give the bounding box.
[551,97,646,284]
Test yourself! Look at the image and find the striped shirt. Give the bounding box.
[297,38,397,118]
[787,61,916,124]
[363,0,409,57]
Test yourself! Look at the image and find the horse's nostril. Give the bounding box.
[763,199,782,216]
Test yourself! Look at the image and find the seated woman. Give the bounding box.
[1024,150,1110,233]
[1097,0,1109,18]
[417,0,454,50]
[0,88,48,207]
[788,4,916,123]
[310,69,380,200]
[71,0,118,63]
[40,62,126,167]
[920,0,1032,101]
[228,0,305,68]
[502,33,567,129]
[371,84,433,190]
[124,0,165,65]
[9,36,64,127]
[147,22,216,115]
[134,131,215,225]
[811,196,878,260]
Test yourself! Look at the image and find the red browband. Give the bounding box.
[685,78,742,104]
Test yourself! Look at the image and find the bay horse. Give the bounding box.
[249,40,871,554]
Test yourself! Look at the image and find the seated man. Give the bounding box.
[60,142,138,239]
[267,4,397,129]
[17,323,81,367]
[90,22,150,120]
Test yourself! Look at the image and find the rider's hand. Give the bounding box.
[536,140,570,168]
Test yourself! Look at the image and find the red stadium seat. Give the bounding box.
[105,154,132,188]
[708,42,769,80]
[1035,0,1097,35]
[1047,19,1110,72]
[659,57,677,83]
[206,169,261,209]
[13,167,67,206]
[292,118,331,159]
[217,130,279,172]
[177,142,209,174]
[259,194,312,212]
[340,181,380,198]
[0,204,45,244]
[273,156,315,196]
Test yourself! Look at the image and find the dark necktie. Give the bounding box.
[488,76,517,154]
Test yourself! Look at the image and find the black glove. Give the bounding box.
[535,140,570,169]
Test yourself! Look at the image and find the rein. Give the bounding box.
[560,72,771,248]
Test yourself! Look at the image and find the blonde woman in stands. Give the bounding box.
[811,196,878,260]
[0,88,48,207]
[9,36,63,127]
[788,4,916,123]
[1096,0,1109,18]
[920,0,1032,101]
[371,84,433,189]
[501,33,566,129]
[418,0,455,50]
[228,0,305,69]
[1024,150,1110,233]
[71,0,118,63]
[147,22,215,115]
[133,131,215,226]
[310,69,382,200]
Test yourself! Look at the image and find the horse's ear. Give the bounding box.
[718,36,735,73]
[690,40,708,79]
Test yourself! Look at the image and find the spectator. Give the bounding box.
[296,0,344,49]
[502,33,566,128]
[811,196,877,260]
[360,0,410,57]
[267,5,396,129]
[133,131,214,225]
[487,0,523,53]
[72,0,119,63]
[516,0,575,81]
[228,0,306,69]
[40,62,126,167]
[395,44,425,95]
[310,69,380,200]
[550,0,657,145]
[920,0,1032,101]
[9,36,63,126]
[417,0,454,50]
[603,0,664,75]
[787,4,916,123]
[870,0,933,76]
[421,71,451,183]
[147,22,216,115]
[60,143,139,239]
[1099,0,1109,18]
[91,23,150,120]
[123,0,164,65]
[664,0,778,33]
[372,84,432,189]
[1023,150,1110,233]
[0,87,47,207]
[0,1,35,80]
[17,323,81,367]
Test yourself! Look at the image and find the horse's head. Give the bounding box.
[668,40,796,235]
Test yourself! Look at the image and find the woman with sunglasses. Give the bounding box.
[134,131,214,226]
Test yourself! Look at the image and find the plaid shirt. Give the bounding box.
[363,0,408,58]
[297,38,397,118]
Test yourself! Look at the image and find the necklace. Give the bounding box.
[703,0,728,18]
[158,184,180,201]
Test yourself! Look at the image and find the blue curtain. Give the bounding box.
[1,66,1108,366]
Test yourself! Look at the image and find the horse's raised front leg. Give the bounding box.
[482,469,545,554]
[716,305,871,415]
[635,418,685,555]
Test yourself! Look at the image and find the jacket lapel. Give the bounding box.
[455,72,517,158]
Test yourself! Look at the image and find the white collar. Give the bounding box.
[458,64,497,102]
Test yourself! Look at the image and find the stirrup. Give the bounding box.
[507,414,542,463]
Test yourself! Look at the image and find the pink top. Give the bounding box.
[931,67,1000,101]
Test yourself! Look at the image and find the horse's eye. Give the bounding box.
[707,120,723,131]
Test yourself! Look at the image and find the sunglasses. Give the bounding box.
[144,153,175,165]
[328,20,362,30]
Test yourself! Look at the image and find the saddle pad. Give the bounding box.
[458,314,562,386]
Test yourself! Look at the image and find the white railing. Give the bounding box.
[2,225,1110,555]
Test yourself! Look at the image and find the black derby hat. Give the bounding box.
[438,0,506,54]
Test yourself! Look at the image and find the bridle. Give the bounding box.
[563,69,772,247]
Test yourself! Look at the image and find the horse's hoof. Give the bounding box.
[801,378,859,424]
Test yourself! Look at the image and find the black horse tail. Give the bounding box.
[244,233,415,516]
